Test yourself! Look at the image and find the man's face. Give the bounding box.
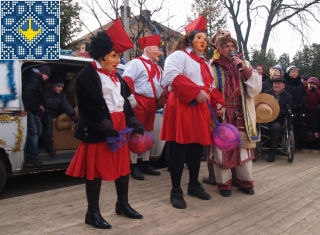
[53,85,63,94]
[273,81,285,95]
[192,32,207,53]
[146,45,163,62]
[218,41,236,59]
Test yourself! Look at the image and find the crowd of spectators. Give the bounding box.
[256,64,320,150]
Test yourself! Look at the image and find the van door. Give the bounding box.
[0,60,27,172]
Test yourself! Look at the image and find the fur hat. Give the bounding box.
[254,93,280,123]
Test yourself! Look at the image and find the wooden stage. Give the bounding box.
[1,149,320,235]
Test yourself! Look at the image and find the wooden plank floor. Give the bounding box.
[1,150,320,235]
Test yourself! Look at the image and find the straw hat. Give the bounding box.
[254,93,280,123]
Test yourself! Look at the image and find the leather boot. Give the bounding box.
[140,161,161,175]
[85,179,111,229]
[130,163,144,180]
[114,175,143,219]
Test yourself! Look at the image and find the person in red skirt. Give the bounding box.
[66,19,144,229]
[160,15,225,209]
[122,34,163,180]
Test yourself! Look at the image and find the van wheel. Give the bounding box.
[0,160,7,193]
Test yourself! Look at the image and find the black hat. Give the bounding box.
[272,77,285,84]
[37,64,51,76]
[51,76,64,87]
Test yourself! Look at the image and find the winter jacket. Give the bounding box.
[43,87,75,117]
[22,70,47,115]
[266,88,293,125]
[74,63,142,143]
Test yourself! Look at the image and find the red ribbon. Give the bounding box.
[92,61,118,86]
[138,57,161,80]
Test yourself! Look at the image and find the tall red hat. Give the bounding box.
[106,18,133,53]
[185,15,206,34]
[138,34,161,49]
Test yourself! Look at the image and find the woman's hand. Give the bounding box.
[196,90,209,103]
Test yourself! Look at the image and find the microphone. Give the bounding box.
[229,51,243,72]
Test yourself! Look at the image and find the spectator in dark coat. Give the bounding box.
[284,66,307,149]
[22,64,51,166]
[42,76,77,156]
[264,77,293,162]
[305,77,320,131]
[262,66,282,92]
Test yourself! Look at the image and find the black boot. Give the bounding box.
[130,163,144,180]
[140,161,161,175]
[85,179,111,229]
[267,151,276,162]
[115,175,143,219]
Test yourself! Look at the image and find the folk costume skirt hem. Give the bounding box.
[65,112,130,181]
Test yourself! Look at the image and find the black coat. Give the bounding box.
[284,73,307,107]
[43,88,75,117]
[266,88,293,125]
[22,70,47,115]
[74,63,139,143]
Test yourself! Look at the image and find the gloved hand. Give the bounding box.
[127,94,137,108]
[132,126,144,135]
[109,129,120,138]
[127,117,144,135]
[98,119,119,137]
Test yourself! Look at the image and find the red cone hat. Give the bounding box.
[185,15,206,33]
[106,18,133,53]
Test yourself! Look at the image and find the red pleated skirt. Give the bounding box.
[66,112,130,181]
[134,94,156,131]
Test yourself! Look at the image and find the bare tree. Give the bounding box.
[78,0,168,58]
[191,0,227,58]
[221,0,320,59]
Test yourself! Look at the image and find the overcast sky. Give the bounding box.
[77,0,318,59]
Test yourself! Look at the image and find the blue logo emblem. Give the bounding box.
[1,0,60,60]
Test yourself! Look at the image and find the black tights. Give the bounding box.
[168,141,203,189]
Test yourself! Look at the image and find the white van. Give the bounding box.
[0,55,166,193]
